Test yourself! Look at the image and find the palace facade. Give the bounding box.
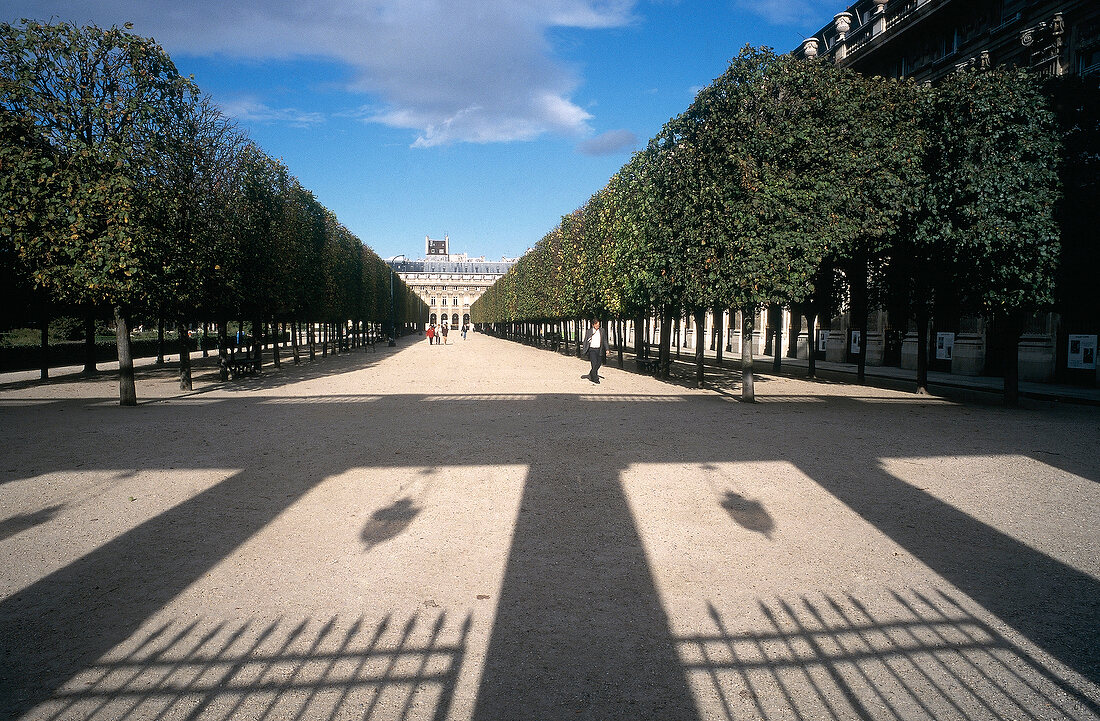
[390,235,520,329]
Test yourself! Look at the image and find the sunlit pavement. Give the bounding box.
[2,332,1098,720]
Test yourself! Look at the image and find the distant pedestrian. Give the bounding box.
[461,324,468,340]
[426,325,435,344]
[442,324,449,345]
[581,319,608,383]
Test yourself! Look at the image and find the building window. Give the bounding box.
[430,297,436,306]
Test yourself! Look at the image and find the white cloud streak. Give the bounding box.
[218,98,326,128]
[576,129,638,156]
[730,0,839,28]
[6,0,638,146]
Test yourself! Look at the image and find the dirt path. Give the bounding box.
[2,331,1098,720]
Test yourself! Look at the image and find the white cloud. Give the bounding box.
[731,0,838,28]
[6,0,638,146]
[218,98,326,128]
[576,129,638,156]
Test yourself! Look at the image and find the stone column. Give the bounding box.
[834,12,853,61]
[872,0,888,36]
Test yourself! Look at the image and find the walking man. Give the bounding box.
[581,319,608,384]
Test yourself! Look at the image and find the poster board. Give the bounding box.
[849,330,861,355]
[1068,335,1097,369]
[936,332,955,360]
[817,330,829,352]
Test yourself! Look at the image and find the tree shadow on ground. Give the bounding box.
[0,336,405,396]
[1,384,1097,719]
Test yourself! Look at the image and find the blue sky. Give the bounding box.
[6,1,842,260]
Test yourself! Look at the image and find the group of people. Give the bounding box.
[425,318,606,384]
[426,323,469,345]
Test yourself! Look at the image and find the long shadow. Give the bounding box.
[472,454,698,720]
[1,387,1097,718]
[0,504,63,541]
[0,336,402,395]
[792,454,1100,685]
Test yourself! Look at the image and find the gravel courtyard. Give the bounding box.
[1,332,1098,721]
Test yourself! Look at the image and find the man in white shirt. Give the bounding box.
[581,319,609,384]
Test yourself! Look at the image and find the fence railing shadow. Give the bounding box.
[685,588,1100,721]
[33,611,470,721]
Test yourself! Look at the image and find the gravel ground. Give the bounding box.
[1,331,1098,721]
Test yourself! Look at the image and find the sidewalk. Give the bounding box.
[748,353,1100,406]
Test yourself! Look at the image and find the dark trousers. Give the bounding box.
[588,348,602,379]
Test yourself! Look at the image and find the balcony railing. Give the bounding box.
[886,0,946,32]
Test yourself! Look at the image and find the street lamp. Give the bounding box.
[387,255,406,346]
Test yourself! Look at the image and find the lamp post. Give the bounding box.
[387,255,406,346]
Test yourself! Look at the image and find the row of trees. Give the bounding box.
[472,46,1075,403]
[1,20,425,404]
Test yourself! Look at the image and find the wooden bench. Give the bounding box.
[637,357,660,373]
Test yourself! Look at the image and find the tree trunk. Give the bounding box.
[850,260,868,384]
[617,319,624,368]
[771,306,782,374]
[714,306,724,366]
[674,314,681,359]
[857,312,869,384]
[658,306,673,379]
[201,322,210,358]
[787,309,800,359]
[273,321,281,368]
[156,317,165,365]
[309,323,316,361]
[694,308,706,388]
[83,311,97,375]
[292,321,301,364]
[39,311,49,380]
[806,311,818,379]
[1003,311,1022,408]
[741,305,756,402]
[322,323,328,357]
[218,320,230,382]
[177,321,192,391]
[114,306,137,406]
[252,318,263,372]
[916,307,929,395]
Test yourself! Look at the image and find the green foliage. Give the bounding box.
[0,19,193,310]
[0,19,426,388]
[475,47,1062,340]
[919,67,1061,314]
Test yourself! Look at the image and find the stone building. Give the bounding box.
[793,0,1098,82]
[390,235,520,330]
[780,0,1100,384]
